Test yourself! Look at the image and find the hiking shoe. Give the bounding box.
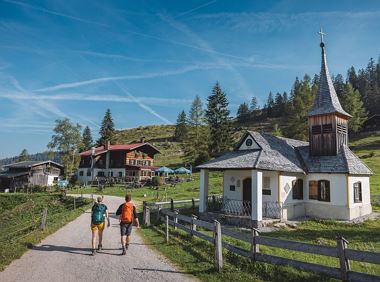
[97,244,102,251]
[121,248,126,255]
[91,249,96,256]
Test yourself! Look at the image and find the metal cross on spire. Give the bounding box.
[318,28,326,44]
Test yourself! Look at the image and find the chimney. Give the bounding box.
[105,140,111,150]
[140,137,145,143]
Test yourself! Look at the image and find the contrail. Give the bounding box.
[35,65,215,92]
[117,85,173,125]
[1,0,108,27]
[176,0,217,18]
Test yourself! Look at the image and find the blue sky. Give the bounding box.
[0,0,380,158]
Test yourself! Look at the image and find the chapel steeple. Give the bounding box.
[308,29,352,156]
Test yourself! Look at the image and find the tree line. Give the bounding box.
[234,55,379,139]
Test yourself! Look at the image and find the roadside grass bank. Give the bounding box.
[139,213,380,281]
[0,193,92,271]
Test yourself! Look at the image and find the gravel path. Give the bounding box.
[0,195,195,282]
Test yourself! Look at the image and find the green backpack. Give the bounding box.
[92,203,106,224]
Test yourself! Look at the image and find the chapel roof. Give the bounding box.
[197,131,372,175]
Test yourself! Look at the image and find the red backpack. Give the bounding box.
[121,202,134,223]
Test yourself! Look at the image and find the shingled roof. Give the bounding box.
[197,131,372,175]
[308,42,351,118]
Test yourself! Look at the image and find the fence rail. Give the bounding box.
[148,207,380,282]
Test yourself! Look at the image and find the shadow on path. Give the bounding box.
[31,244,120,256]
[133,268,189,274]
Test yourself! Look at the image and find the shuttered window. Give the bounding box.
[309,181,318,200]
[292,179,304,200]
[318,180,330,202]
[312,125,322,135]
[322,124,333,133]
[353,182,362,203]
[263,177,271,196]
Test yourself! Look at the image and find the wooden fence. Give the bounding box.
[151,208,380,282]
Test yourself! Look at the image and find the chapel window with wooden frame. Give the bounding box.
[353,182,362,203]
[322,124,333,133]
[79,171,84,176]
[263,177,271,195]
[318,180,330,202]
[309,180,318,200]
[292,179,304,200]
[312,125,322,135]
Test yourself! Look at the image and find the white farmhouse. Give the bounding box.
[197,35,373,227]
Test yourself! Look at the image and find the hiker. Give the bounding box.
[116,194,140,255]
[90,196,110,256]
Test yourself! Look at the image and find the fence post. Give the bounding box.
[174,211,178,230]
[157,204,161,221]
[190,215,197,236]
[192,198,195,212]
[214,220,223,272]
[170,198,174,211]
[165,215,169,243]
[146,206,151,226]
[91,193,94,201]
[212,195,216,210]
[251,227,260,260]
[40,208,48,230]
[73,198,76,210]
[142,201,147,224]
[337,236,350,281]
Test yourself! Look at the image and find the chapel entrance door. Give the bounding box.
[242,178,252,215]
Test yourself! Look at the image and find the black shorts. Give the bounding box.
[120,222,133,236]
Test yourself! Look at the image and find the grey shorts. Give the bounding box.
[120,222,133,236]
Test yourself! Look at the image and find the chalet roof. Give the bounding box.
[4,160,63,169]
[0,171,29,178]
[308,42,351,118]
[80,142,160,157]
[197,131,372,175]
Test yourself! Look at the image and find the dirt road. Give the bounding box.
[0,195,194,282]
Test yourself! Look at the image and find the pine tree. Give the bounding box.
[237,102,250,123]
[182,96,210,165]
[174,110,188,142]
[250,97,258,111]
[347,66,358,90]
[266,92,275,117]
[82,126,93,151]
[333,74,345,99]
[286,75,315,140]
[97,109,115,146]
[341,83,368,133]
[205,82,233,155]
[273,92,284,117]
[19,149,29,162]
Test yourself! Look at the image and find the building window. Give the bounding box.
[312,125,321,135]
[263,177,271,196]
[230,185,235,191]
[97,171,105,177]
[318,180,330,202]
[309,181,318,200]
[292,179,304,200]
[322,124,333,133]
[118,172,123,177]
[354,182,362,203]
[263,189,271,195]
[87,171,91,177]
[79,171,84,176]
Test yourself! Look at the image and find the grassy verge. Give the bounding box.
[139,213,380,281]
[0,193,92,271]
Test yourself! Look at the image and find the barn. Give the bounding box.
[0,160,64,192]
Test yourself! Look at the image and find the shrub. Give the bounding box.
[152,176,162,186]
